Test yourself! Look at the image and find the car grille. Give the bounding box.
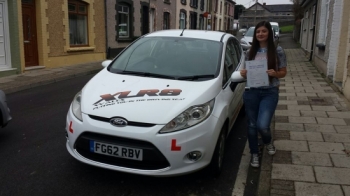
[75,132,170,170]
[89,115,156,127]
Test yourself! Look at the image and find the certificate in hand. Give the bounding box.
[245,60,269,87]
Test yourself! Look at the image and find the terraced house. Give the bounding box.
[1,0,21,77]
[106,0,176,59]
[18,0,105,73]
[299,0,350,101]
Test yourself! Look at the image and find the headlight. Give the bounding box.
[159,99,215,134]
[72,91,83,121]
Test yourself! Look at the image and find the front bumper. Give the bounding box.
[65,106,223,176]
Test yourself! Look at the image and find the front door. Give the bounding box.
[22,0,38,67]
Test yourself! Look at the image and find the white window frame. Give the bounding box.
[180,12,186,29]
[118,5,130,38]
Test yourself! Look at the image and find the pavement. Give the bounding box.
[0,61,103,94]
[257,49,350,196]
[0,41,349,196]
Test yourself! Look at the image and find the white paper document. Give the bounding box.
[245,60,269,87]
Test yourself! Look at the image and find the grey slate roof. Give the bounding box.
[247,3,294,13]
[264,4,294,12]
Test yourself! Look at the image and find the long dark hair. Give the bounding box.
[248,21,277,81]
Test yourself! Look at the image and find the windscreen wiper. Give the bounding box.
[177,75,215,80]
[117,71,176,79]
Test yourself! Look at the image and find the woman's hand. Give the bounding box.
[240,69,247,79]
[267,67,287,78]
[266,69,277,77]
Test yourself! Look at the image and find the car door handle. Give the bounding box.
[24,41,30,43]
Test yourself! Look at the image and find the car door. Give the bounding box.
[221,38,241,130]
[227,38,245,130]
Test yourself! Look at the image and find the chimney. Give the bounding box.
[263,2,266,6]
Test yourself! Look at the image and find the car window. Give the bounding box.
[109,37,222,79]
[225,39,239,74]
[272,25,279,32]
[232,39,241,62]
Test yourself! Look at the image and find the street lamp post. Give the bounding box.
[254,0,258,25]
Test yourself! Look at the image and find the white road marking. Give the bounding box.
[232,142,250,196]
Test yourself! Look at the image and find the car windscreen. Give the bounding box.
[245,28,255,37]
[272,25,279,32]
[108,37,222,79]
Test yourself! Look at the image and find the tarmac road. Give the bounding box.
[0,74,249,196]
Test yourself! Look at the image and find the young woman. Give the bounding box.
[240,21,287,168]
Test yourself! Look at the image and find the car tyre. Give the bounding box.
[209,124,227,177]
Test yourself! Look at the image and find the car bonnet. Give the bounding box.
[81,69,221,124]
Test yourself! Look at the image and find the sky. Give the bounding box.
[235,0,292,7]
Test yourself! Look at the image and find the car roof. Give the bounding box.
[145,29,228,42]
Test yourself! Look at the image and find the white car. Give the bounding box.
[66,30,246,177]
[240,27,254,50]
[270,22,280,40]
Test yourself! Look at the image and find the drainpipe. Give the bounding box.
[104,0,109,59]
[309,0,318,61]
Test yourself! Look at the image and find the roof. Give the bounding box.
[264,4,293,12]
[247,3,293,13]
[145,30,227,42]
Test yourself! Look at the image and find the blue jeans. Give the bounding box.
[243,87,279,154]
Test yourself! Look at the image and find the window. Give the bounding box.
[199,15,204,30]
[190,0,198,8]
[181,0,186,5]
[68,1,88,46]
[190,12,197,29]
[220,2,222,14]
[163,12,170,29]
[219,19,221,30]
[180,11,186,29]
[215,0,218,12]
[225,39,239,74]
[200,0,204,10]
[118,5,130,38]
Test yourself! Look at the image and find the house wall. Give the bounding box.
[327,0,342,77]
[1,0,22,77]
[19,0,106,69]
[106,0,118,49]
[176,0,208,30]
[342,0,350,101]
[334,0,346,83]
[176,0,188,29]
[313,0,329,75]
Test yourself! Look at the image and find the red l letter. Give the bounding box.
[171,139,181,151]
[69,121,74,133]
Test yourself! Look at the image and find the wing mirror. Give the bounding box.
[230,71,246,83]
[102,60,112,67]
[242,33,245,36]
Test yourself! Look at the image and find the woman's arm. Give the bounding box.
[266,46,287,78]
[266,67,287,78]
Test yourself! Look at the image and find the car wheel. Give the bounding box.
[209,124,227,177]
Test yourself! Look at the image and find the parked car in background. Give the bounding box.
[0,90,11,128]
[270,22,280,41]
[240,27,254,50]
[238,28,247,34]
[66,29,246,177]
[240,26,278,51]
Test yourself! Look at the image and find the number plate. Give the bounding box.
[90,141,143,161]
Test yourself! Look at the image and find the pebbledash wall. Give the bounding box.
[17,0,105,72]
